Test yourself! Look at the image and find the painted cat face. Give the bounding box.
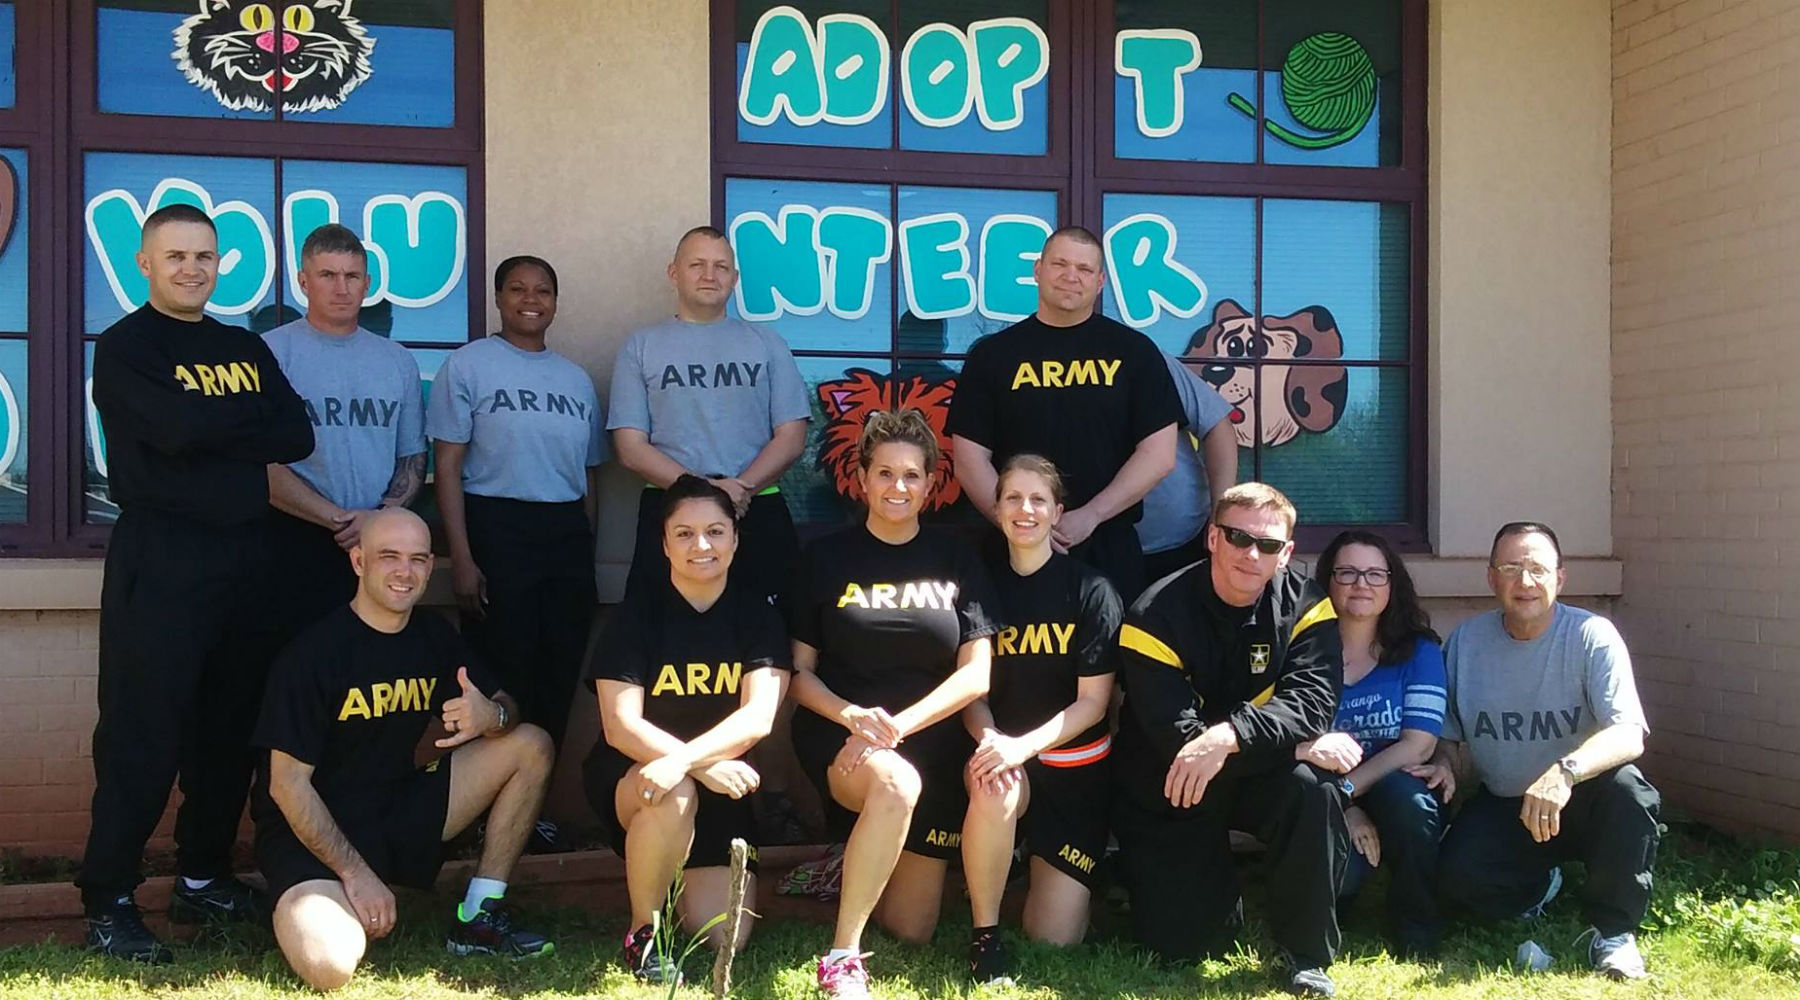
[173,0,376,114]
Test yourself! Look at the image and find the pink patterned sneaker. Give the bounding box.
[816,952,873,999]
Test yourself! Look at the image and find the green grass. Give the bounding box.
[2,821,1797,998]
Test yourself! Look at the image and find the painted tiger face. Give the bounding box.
[174,0,376,114]
[817,369,962,512]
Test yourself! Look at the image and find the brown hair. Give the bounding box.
[857,408,940,475]
[996,453,1066,506]
[1316,529,1440,665]
[1212,482,1299,534]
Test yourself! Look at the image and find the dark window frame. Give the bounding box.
[0,1,485,557]
[710,0,1428,551]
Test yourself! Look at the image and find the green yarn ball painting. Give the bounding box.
[1227,32,1377,151]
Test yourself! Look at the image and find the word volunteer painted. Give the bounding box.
[85,177,467,316]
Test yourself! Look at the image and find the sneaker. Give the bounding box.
[527,819,570,854]
[968,928,1015,986]
[1578,927,1648,981]
[169,875,268,926]
[1520,866,1564,920]
[85,895,173,965]
[622,923,682,985]
[1272,951,1336,998]
[816,952,873,1000]
[446,898,554,958]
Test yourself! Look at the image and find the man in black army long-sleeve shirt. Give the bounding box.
[1113,483,1348,999]
[78,204,313,963]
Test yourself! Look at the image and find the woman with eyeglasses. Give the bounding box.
[1302,530,1447,956]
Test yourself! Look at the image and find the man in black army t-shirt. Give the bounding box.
[254,508,557,991]
[947,226,1180,602]
[79,204,314,963]
[1114,483,1347,998]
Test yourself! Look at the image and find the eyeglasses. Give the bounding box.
[1217,523,1289,555]
[1332,567,1391,587]
[1492,561,1558,582]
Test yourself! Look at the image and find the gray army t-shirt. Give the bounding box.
[1137,353,1236,554]
[425,335,606,503]
[606,316,810,478]
[1442,603,1650,798]
[263,319,425,510]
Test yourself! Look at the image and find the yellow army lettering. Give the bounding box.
[995,621,1077,657]
[337,676,439,721]
[1057,843,1097,874]
[174,361,263,397]
[1009,358,1123,390]
[649,661,743,697]
[923,828,962,848]
[836,581,959,610]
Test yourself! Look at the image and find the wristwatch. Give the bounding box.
[492,701,509,734]
[1557,755,1585,784]
[1338,776,1356,798]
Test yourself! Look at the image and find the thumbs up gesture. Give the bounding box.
[435,666,498,749]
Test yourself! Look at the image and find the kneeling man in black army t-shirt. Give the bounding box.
[251,509,556,991]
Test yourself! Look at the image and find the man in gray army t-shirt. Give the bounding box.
[264,223,427,634]
[610,225,810,605]
[1410,521,1658,981]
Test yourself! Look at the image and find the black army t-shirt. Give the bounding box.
[584,576,790,741]
[252,606,502,828]
[987,552,1122,749]
[947,313,1181,516]
[789,524,998,759]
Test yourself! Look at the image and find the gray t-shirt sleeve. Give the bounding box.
[1582,616,1650,733]
[1440,624,1465,742]
[606,334,651,434]
[396,350,427,458]
[1184,364,1234,434]
[761,326,813,426]
[425,352,474,444]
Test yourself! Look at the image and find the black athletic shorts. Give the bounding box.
[581,746,761,873]
[255,755,453,903]
[792,709,969,861]
[1021,748,1113,888]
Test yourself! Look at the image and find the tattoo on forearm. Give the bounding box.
[381,453,427,507]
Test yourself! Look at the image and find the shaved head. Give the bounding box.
[352,508,434,620]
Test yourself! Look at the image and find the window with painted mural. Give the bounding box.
[79,152,471,522]
[0,148,24,523]
[96,0,455,127]
[717,0,1423,538]
[0,2,14,110]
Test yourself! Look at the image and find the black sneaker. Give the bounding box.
[622,923,683,985]
[86,895,173,964]
[446,898,554,958]
[1272,952,1337,998]
[968,927,1015,987]
[169,876,268,926]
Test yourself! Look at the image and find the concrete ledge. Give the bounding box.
[0,553,1626,611]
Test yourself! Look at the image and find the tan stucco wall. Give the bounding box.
[1428,0,1615,558]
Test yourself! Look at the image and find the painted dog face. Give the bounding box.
[1184,298,1349,448]
[174,0,376,114]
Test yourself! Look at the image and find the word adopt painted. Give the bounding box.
[731,205,1205,329]
[85,177,466,317]
[740,6,1048,132]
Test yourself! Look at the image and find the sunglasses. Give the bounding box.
[1217,523,1289,555]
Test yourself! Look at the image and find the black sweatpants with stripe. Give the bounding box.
[78,509,284,909]
[460,494,597,749]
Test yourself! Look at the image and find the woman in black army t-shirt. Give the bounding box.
[788,409,998,1000]
[959,455,1122,984]
[583,476,790,984]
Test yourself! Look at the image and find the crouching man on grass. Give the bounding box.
[250,508,556,990]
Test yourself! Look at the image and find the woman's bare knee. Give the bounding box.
[864,755,922,812]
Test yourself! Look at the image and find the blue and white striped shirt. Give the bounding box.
[1333,638,1448,752]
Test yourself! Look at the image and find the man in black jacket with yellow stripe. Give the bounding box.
[1113,483,1348,998]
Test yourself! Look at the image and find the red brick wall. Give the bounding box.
[1612,0,1800,839]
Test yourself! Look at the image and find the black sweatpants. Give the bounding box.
[78,508,283,909]
[624,488,800,606]
[1113,758,1348,966]
[1070,516,1148,605]
[1141,531,1208,592]
[1438,764,1661,936]
[263,510,357,641]
[461,494,597,749]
